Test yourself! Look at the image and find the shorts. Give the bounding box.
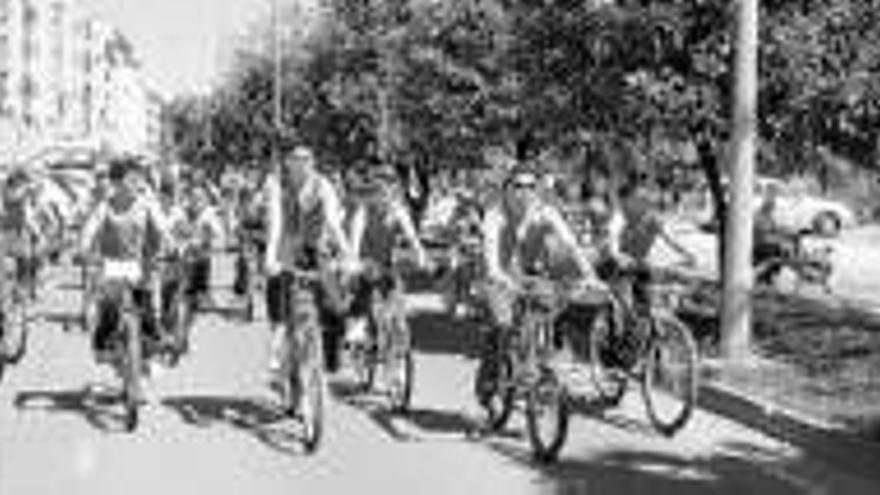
[94,287,159,351]
[266,271,295,324]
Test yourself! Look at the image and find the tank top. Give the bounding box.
[347,198,398,268]
[494,202,553,276]
[96,195,151,260]
[278,173,328,268]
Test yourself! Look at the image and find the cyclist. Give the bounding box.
[597,175,697,306]
[264,145,357,392]
[480,164,602,348]
[79,157,174,375]
[0,169,41,356]
[183,186,224,308]
[233,175,270,297]
[156,171,196,342]
[343,164,428,343]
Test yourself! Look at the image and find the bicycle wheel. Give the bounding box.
[640,313,698,437]
[474,334,514,432]
[121,309,142,432]
[588,305,628,406]
[166,291,194,367]
[526,367,569,464]
[299,324,325,454]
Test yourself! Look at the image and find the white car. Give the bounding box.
[700,177,857,237]
[770,190,856,237]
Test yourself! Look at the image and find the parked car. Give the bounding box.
[700,176,857,237]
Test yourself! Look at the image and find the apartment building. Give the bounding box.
[1,0,163,163]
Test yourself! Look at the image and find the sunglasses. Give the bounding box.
[513,181,536,189]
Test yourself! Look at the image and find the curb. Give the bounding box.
[698,379,880,481]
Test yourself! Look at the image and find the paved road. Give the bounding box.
[1,257,877,494]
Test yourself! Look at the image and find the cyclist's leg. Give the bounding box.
[315,283,344,373]
[189,252,211,302]
[233,243,248,296]
[133,287,160,349]
[266,271,292,382]
[483,281,515,354]
[93,292,118,357]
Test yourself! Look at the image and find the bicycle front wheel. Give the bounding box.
[526,367,569,464]
[299,324,325,454]
[640,313,698,437]
[588,305,628,406]
[121,309,142,432]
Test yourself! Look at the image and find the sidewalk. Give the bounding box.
[699,358,880,482]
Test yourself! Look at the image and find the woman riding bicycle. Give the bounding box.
[342,164,428,344]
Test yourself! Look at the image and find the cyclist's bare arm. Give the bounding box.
[657,222,697,266]
[264,176,283,274]
[79,202,108,254]
[144,195,176,252]
[318,178,355,261]
[482,207,517,289]
[348,204,368,261]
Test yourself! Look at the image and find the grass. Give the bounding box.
[678,285,880,441]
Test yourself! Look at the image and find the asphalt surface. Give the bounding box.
[1,255,878,494]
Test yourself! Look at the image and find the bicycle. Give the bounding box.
[474,276,573,463]
[1,255,32,384]
[274,267,326,453]
[93,259,149,432]
[343,261,414,413]
[157,246,198,367]
[588,263,699,437]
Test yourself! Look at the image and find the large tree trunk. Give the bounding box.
[720,0,758,361]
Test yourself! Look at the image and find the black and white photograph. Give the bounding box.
[1,0,880,493]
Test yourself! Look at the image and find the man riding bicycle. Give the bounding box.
[264,145,357,391]
[594,175,697,307]
[1,169,41,356]
[480,164,602,341]
[342,164,428,344]
[79,158,174,369]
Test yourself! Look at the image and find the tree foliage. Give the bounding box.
[167,0,880,188]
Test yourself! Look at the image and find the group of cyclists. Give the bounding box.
[1,141,701,454]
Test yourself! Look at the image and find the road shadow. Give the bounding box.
[328,379,514,443]
[483,437,870,495]
[697,382,880,484]
[13,385,133,433]
[39,310,86,333]
[161,395,310,456]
